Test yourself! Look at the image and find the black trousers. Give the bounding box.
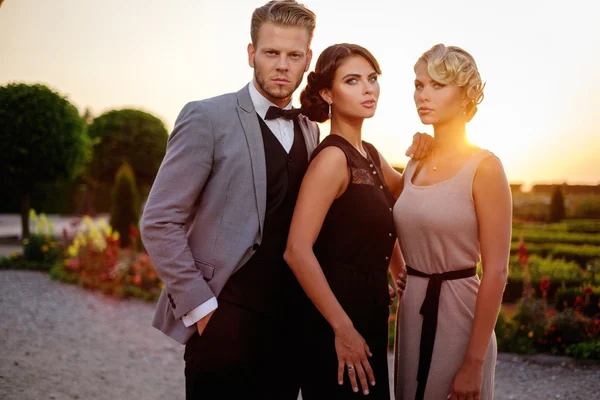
[184,299,304,400]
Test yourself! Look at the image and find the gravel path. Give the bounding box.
[1,270,599,400]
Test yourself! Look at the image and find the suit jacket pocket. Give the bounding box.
[193,258,215,281]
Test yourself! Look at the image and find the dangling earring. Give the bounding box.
[328,102,332,119]
[462,107,467,117]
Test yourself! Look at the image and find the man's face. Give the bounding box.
[248,22,312,107]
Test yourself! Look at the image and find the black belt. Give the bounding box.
[406,265,477,400]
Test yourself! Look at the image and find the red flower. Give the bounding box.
[584,286,594,295]
[517,242,528,264]
[129,224,139,238]
[539,276,551,293]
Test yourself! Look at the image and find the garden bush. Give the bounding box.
[110,163,140,249]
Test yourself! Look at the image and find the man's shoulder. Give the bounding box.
[182,91,239,113]
[298,114,319,131]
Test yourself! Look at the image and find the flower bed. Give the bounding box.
[49,216,162,302]
[0,210,62,271]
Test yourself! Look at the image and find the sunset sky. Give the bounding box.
[1,0,599,189]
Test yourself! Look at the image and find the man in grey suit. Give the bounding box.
[141,1,424,399]
[141,2,320,398]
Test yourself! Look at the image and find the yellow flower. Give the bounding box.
[112,231,120,241]
[67,246,78,258]
[91,237,106,252]
[41,245,49,253]
[75,232,87,247]
[528,331,534,338]
[37,213,48,234]
[29,209,37,221]
[50,242,56,248]
[10,252,18,259]
[22,239,29,245]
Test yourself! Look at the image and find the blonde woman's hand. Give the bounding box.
[395,269,407,297]
[448,359,483,400]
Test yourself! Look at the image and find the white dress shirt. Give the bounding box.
[181,81,296,327]
[248,80,296,152]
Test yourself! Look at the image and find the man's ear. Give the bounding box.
[304,48,313,72]
[248,43,255,68]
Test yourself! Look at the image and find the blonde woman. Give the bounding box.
[393,44,511,400]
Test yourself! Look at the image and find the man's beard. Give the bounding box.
[254,68,302,101]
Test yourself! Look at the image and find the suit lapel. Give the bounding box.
[236,85,266,235]
[298,115,319,160]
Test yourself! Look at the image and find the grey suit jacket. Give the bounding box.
[140,84,320,344]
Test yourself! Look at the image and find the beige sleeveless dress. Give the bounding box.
[393,149,497,400]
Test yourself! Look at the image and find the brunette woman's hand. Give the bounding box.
[334,323,375,395]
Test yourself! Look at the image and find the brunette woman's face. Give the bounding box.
[323,55,380,120]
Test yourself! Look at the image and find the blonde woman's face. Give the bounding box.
[413,61,465,126]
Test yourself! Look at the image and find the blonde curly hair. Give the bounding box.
[416,44,485,122]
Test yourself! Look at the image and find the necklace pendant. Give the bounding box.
[433,165,437,171]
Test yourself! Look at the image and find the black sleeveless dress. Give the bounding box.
[301,135,397,399]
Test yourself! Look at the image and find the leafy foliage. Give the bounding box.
[110,163,140,248]
[548,185,566,223]
[86,109,168,189]
[0,83,89,236]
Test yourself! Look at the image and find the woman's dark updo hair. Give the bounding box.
[300,43,382,123]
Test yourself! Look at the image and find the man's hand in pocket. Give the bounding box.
[196,310,215,336]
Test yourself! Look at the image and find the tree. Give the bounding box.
[548,184,566,223]
[110,163,140,248]
[0,83,89,238]
[86,109,168,191]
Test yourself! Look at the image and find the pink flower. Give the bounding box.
[67,258,80,271]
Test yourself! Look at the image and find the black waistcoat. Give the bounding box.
[218,115,309,315]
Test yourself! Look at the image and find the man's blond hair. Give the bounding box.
[250,1,316,47]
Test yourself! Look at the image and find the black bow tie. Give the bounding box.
[264,106,302,121]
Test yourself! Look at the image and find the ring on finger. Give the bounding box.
[347,365,354,371]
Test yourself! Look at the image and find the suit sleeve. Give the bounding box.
[140,102,216,320]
